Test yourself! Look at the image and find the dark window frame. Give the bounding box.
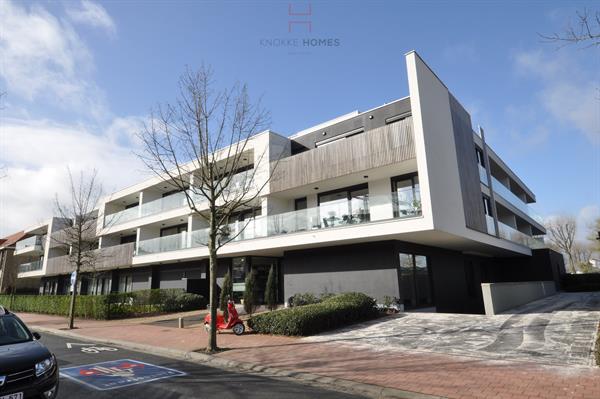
[294,197,307,210]
[317,183,369,205]
[390,172,420,218]
[160,223,188,237]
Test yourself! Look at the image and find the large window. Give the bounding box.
[482,196,493,216]
[118,273,133,293]
[391,173,421,218]
[318,184,369,227]
[475,148,485,167]
[399,252,433,309]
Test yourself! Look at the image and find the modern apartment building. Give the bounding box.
[12,52,564,314]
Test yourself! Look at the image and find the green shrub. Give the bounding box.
[288,292,320,307]
[0,289,206,320]
[248,292,378,336]
[0,294,110,319]
[219,271,233,319]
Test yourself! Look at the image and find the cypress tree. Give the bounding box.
[243,270,257,315]
[219,271,233,319]
[265,265,277,311]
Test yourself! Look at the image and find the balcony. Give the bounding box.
[136,191,422,255]
[44,243,136,275]
[497,221,545,249]
[137,232,188,255]
[479,164,488,186]
[485,215,496,236]
[270,118,416,193]
[105,174,252,228]
[14,235,44,255]
[491,176,543,224]
[18,260,43,274]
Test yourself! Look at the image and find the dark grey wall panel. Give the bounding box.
[292,98,411,149]
[282,242,399,302]
[449,94,487,233]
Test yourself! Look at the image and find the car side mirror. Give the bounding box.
[32,332,41,340]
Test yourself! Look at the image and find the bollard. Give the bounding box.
[178,317,184,329]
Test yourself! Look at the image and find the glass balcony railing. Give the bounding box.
[137,231,188,255]
[491,176,543,224]
[106,172,253,227]
[15,235,44,252]
[136,192,422,255]
[18,260,43,273]
[479,164,488,186]
[140,191,188,217]
[485,215,496,236]
[497,221,545,249]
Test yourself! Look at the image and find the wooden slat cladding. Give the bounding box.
[45,242,135,276]
[270,117,416,193]
[449,94,487,233]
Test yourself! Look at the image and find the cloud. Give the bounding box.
[0,0,108,118]
[514,50,599,145]
[0,117,150,236]
[66,0,117,37]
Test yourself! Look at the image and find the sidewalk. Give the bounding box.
[20,312,600,399]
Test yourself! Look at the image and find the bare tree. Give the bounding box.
[137,66,276,353]
[53,168,103,329]
[546,216,577,273]
[572,241,593,273]
[588,217,600,253]
[540,8,600,48]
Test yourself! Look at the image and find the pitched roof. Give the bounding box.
[0,231,26,250]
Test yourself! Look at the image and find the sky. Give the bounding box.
[0,0,598,240]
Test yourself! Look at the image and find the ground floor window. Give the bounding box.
[399,252,433,309]
[118,273,133,293]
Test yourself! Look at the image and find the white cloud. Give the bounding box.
[514,50,599,145]
[66,0,117,37]
[0,0,108,118]
[0,117,150,236]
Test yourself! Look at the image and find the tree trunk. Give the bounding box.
[567,253,576,274]
[207,216,218,352]
[68,270,78,329]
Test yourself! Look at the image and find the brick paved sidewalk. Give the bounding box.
[19,312,600,399]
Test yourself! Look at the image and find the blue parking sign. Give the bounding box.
[60,359,186,390]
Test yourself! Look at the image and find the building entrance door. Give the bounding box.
[399,253,434,309]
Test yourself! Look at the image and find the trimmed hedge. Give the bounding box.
[288,292,335,307]
[0,294,110,319]
[0,289,206,320]
[248,292,379,336]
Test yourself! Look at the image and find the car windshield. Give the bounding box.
[0,316,32,346]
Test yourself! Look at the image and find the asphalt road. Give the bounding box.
[40,332,364,399]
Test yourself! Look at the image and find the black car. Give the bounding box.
[0,307,58,399]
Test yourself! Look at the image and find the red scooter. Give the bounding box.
[204,299,245,335]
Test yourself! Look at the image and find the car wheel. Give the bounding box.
[232,322,245,335]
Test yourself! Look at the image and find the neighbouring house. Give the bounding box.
[11,51,565,314]
[0,231,27,294]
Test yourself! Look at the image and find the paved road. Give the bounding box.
[306,292,600,367]
[40,333,364,399]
